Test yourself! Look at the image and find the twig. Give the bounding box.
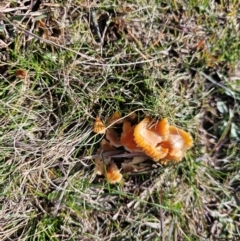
[79,150,148,160]
[14,24,99,62]
[90,8,102,42]
[159,188,165,241]
[0,7,29,12]
[3,16,161,67]
[53,181,68,217]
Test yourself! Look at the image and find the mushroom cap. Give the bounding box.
[120,121,142,152]
[106,111,122,126]
[105,162,123,183]
[103,112,123,148]
[160,125,193,163]
[94,157,109,175]
[126,112,137,121]
[161,125,193,151]
[94,158,123,183]
[93,117,106,134]
[105,128,122,147]
[133,117,169,161]
[155,118,169,141]
[99,139,116,152]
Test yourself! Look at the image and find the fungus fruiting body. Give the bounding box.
[133,117,193,163]
[93,117,105,134]
[160,126,193,163]
[120,121,142,152]
[106,128,122,147]
[105,162,123,183]
[99,139,116,152]
[133,117,169,161]
[93,113,193,183]
[106,111,122,126]
[95,158,123,184]
[155,118,170,141]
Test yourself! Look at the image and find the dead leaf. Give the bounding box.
[15,69,28,79]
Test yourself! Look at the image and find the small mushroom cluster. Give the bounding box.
[93,112,193,183]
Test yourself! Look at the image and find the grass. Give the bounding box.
[0,0,240,240]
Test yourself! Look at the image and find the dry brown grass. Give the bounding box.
[0,0,240,240]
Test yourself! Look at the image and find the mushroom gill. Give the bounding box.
[133,117,169,161]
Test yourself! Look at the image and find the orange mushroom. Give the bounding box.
[105,128,122,147]
[160,125,193,164]
[105,161,123,183]
[94,112,193,185]
[93,117,105,134]
[95,158,123,184]
[133,117,169,161]
[155,117,170,141]
[126,112,137,122]
[93,112,121,148]
[106,111,122,126]
[99,139,116,152]
[120,121,143,152]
